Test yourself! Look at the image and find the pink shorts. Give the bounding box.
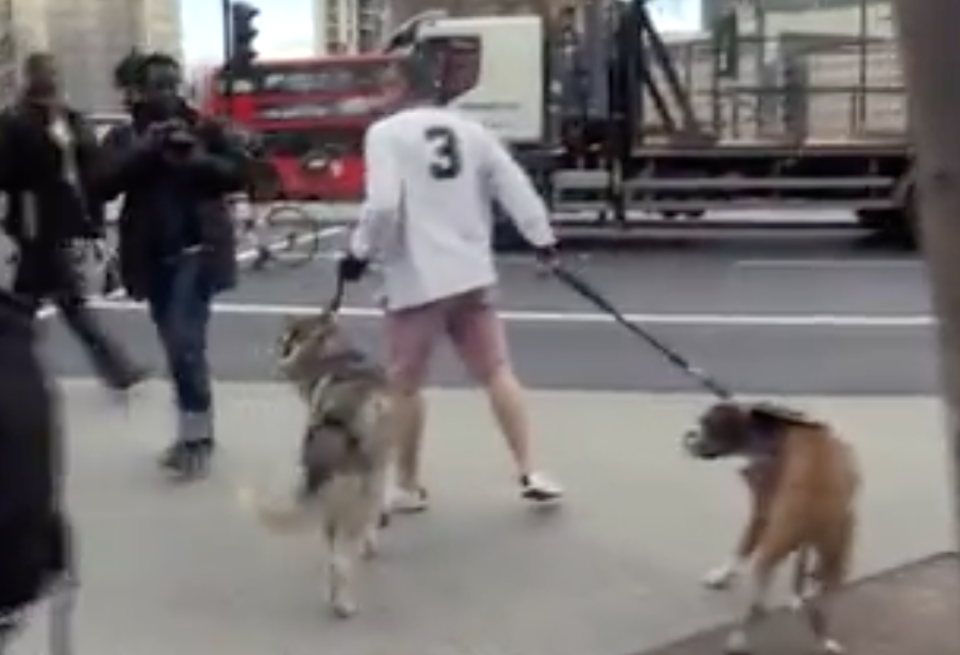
[384,288,508,391]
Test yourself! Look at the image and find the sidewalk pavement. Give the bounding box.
[14,382,955,655]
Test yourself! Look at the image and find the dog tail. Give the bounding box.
[236,486,316,533]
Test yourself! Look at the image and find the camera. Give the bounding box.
[152,119,196,153]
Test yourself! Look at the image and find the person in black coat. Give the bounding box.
[98,52,248,478]
[0,289,72,649]
[0,52,146,392]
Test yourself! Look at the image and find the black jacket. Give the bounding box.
[0,289,69,616]
[97,104,247,299]
[0,99,105,244]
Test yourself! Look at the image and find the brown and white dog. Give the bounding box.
[683,402,860,655]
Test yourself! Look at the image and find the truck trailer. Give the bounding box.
[384,0,916,246]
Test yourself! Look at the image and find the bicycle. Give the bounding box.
[236,199,325,269]
[233,157,332,269]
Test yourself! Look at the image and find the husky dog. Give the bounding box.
[239,311,395,618]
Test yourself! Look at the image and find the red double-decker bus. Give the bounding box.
[200,54,403,201]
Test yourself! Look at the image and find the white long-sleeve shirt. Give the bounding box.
[350,105,555,311]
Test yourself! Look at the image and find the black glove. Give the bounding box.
[337,253,369,282]
[534,244,560,273]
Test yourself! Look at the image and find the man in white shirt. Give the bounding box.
[338,56,563,510]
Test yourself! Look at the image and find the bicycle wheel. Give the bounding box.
[261,204,323,266]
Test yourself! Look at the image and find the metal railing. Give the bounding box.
[661,33,907,142]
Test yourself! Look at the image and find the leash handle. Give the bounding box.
[553,265,734,400]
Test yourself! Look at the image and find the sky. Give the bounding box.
[182,0,314,63]
[181,0,701,63]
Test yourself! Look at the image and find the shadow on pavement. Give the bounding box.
[638,553,958,655]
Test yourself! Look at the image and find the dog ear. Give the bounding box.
[750,402,823,430]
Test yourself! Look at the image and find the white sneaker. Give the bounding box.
[389,486,429,513]
[520,472,563,503]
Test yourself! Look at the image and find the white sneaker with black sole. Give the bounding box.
[520,472,563,504]
[389,486,429,513]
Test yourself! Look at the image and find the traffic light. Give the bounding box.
[229,1,260,74]
[712,9,739,79]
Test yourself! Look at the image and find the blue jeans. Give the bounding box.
[146,253,212,415]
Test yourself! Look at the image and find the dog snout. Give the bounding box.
[683,430,724,459]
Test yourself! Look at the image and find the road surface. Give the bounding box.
[42,227,936,395]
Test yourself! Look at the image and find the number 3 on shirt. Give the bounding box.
[424,126,462,180]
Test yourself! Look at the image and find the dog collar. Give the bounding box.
[747,424,783,460]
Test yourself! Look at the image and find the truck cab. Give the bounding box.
[382,12,546,145]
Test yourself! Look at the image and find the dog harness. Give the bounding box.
[743,404,822,489]
[299,349,386,495]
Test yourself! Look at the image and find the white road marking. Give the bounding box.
[81,297,935,328]
[36,226,346,321]
[734,258,922,269]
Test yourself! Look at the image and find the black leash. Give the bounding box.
[552,264,735,400]
[325,265,348,314]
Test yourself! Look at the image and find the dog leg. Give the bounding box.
[788,546,814,611]
[362,462,392,560]
[705,492,767,590]
[328,529,363,618]
[725,513,801,654]
[723,569,773,655]
[804,513,855,654]
[361,525,379,560]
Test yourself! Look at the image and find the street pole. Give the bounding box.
[221,0,234,118]
[891,0,960,552]
[856,0,867,129]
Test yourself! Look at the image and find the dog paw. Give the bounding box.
[362,532,380,560]
[331,599,358,619]
[703,563,739,590]
[820,639,844,654]
[723,629,751,655]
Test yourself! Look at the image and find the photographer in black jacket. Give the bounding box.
[0,52,146,392]
[99,52,248,478]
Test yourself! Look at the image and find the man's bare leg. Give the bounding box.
[393,388,425,489]
[484,366,533,475]
[484,365,562,502]
[389,387,429,512]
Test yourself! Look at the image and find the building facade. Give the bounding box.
[759,1,893,38]
[381,0,573,34]
[0,0,50,98]
[46,0,182,111]
[674,0,901,139]
[700,0,893,36]
[314,0,382,54]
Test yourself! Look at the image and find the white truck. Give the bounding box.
[384,12,547,145]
